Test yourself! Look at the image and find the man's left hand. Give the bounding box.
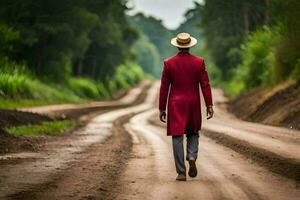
[159,110,167,123]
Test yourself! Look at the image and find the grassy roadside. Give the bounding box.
[4,120,76,136]
[0,62,146,109]
[0,99,56,109]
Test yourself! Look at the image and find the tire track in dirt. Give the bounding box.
[199,145,264,200]
[150,87,300,184]
[0,81,152,155]
[119,109,229,200]
[124,109,300,200]
[2,82,160,200]
[3,82,300,199]
[6,114,134,200]
[202,130,300,183]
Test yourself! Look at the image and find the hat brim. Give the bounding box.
[171,36,197,48]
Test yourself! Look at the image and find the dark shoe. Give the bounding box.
[176,173,186,181]
[188,159,197,177]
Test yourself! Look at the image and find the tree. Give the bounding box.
[200,0,267,80]
[132,33,161,77]
[128,13,175,62]
[0,0,138,81]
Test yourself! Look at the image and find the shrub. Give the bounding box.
[97,82,110,98]
[0,73,80,102]
[231,27,280,90]
[0,73,31,98]
[68,77,100,99]
[106,62,145,93]
[0,61,145,106]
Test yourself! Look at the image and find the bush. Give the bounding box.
[291,59,300,83]
[132,34,161,77]
[0,61,145,107]
[221,80,245,97]
[0,73,80,102]
[68,77,99,99]
[107,62,145,93]
[275,36,300,83]
[0,73,31,98]
[231,27,280,91]
[97,82,110,98]
[194,47,222,87]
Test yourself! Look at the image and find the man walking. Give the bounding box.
[159,32,214,181]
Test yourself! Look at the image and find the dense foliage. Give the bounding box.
[0,62,144,108]
[0,0,138,80]
[131,32,161,77]
[1,0,298,102]
[129,14,174,60]
[193,0,300,95]
[128,13,175,77]
[0,0,146,104]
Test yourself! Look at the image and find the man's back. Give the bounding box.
[164,51,204,98]
[159,50,212,136]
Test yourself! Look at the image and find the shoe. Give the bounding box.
[188,159,197,177]
[176,173,187,181]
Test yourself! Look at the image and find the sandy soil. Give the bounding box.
[0,82,159,199]
[229,82,300,130]
[1,81,300,200]
[151,88,300,183]
[120,109,300,200]
[0,81,151,154]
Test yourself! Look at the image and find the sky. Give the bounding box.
[127,0,203,30]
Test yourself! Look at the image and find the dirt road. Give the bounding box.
[1,81,300,200]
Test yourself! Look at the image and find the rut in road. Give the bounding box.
[1,81,300,200]
[0,82,159,200]
[119,108,300,200]
[6,115,134,200]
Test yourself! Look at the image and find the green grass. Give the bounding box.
[5,120,76,136]
[221,80,246,98]
[0,99,51,109]
[0,73,82,101]
[68,77,100,99]
[0,61,146,108]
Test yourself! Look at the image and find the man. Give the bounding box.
[159,32,214,181]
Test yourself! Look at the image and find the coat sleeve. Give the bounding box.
[199,60,213,107]
[159,61,171,111]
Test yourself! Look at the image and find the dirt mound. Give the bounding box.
[202,130,300,183]
[0,109,54,154]
[0,132,46,154]
[0,109,53,128]
[229,82,300,130]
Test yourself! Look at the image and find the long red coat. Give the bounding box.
[159,51,213,136]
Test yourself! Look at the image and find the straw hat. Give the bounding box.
[171,32,197,48]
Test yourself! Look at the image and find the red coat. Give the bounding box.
[159,51,213,136]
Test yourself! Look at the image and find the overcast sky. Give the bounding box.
[127,0,203,30]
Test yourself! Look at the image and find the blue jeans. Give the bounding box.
[172,130,199,174]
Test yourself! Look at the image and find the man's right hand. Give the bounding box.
[206,106,214,120]
[159,110,167,123]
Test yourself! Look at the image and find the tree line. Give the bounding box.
[197,0,299,94]
[0,0,138,81]
[138,0,299,95]
[1,0,298,99]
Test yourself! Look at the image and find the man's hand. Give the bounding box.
[206,106,214,120]
[159,110,167,123]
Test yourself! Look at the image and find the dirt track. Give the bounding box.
[1,81,300,200]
